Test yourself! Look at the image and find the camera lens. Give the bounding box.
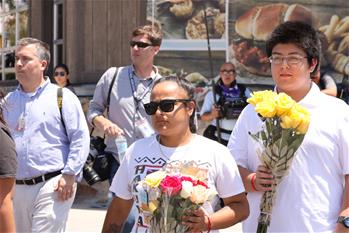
[83,163,101,186]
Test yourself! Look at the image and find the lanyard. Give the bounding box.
[128,67,154,113]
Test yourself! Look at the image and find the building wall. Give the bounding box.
[29,0,146,85]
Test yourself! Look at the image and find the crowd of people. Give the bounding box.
[0,21,348,233]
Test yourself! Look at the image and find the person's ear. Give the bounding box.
[309,58,318,73]
[186,101,195,115]
[152,46,160,55]
[40,60,48,72]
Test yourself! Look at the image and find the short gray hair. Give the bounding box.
[17,37,50,66]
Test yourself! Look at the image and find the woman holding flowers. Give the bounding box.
[228,21,349,233]
[102,76,249,233]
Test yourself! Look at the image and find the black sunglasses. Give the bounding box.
[54,71,66,77]
[144,99,192,115]
[220,69,235,75]
[129,41,152,48]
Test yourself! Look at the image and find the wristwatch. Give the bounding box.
[337,216,349,228]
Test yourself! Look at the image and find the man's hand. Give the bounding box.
[211,105,221,119]
[54,174,76,201]
[93,116,124,137]
[254,165,276,192]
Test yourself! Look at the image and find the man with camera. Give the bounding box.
[3,38,90,232]
[88,25,162,232]
[201,62,250,146]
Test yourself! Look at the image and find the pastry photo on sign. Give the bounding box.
[230,3,318,77]
[155,0,226,39]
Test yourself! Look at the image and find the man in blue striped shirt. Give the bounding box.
[3,37,90,232]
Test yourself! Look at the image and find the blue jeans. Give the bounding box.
[108,154,136,233]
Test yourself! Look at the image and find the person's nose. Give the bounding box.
[280,58,290,69]
[15,58,23,67]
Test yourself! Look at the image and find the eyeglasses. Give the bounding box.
[54,71,66,77]
[269,55,308,65]
[129,41,152,48]
[220,69,235,75]
[144,99,192,115]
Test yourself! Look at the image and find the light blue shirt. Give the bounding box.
[4,78,90,180]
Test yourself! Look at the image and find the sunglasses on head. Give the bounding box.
[54,71,66,77]
[129,41,152,48]
[144,99,192,115]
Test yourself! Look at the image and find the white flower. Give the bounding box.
[180,181,193,199]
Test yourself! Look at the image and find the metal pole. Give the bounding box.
[203,9,222,143]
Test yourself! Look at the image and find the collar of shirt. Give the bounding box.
[17,76,51,98]
[130,65,159,83]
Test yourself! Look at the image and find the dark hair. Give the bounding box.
[266,21,321,76]
[54,63,70,75]
[153,76,196,133]
[54,63,71,86]
[17,37,51,67]
[132,25,163,47]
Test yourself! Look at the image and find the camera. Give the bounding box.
[83,162,101,186]
[220,98,247,119]
[82,136,107,186]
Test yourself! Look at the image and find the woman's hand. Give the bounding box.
[181,207,210,233]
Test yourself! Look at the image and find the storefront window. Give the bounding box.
[0,0,28,80]
[53,0,63,67]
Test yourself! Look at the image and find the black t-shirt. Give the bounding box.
[0,123,17,178]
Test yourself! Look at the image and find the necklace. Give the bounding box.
[157,135,171,160]
[156,134,195,161]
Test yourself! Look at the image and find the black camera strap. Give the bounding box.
[57,67,119,137]
[90,67,119,136]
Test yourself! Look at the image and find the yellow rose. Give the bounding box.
[148,200,158,213]
[280,104,310,134]
[275,93,295,116]
[247,90,276,106]
[294,105,310,134]
[280,105,301,129]
[144,171,166,188]
[255,100,277,118]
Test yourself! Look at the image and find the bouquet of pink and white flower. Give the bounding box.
[136,162,217,233]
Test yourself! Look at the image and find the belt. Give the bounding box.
[16,170,62,185]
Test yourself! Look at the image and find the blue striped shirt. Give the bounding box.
[4,78,90,180]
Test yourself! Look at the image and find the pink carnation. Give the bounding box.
[195,180,208,188]
[181,176,195,184]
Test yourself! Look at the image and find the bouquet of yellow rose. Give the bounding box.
[247,90,310,233]
[136,161,216,233]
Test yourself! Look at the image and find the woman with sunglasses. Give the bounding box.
[228,21,349,232]
[0,91,17,233]
[201,62,250,146]
[54,63,75,94]
[102,76,249,233]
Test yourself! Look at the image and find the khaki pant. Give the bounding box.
[14,174,76,233]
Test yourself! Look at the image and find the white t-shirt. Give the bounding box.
[111,134,245,233]
[228,84,349,233]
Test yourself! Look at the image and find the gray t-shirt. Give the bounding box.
[0,123,17,178]
[87,66,161,154]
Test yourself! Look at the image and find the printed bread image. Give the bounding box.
[231,3,317,76]
[319,15,349,75]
